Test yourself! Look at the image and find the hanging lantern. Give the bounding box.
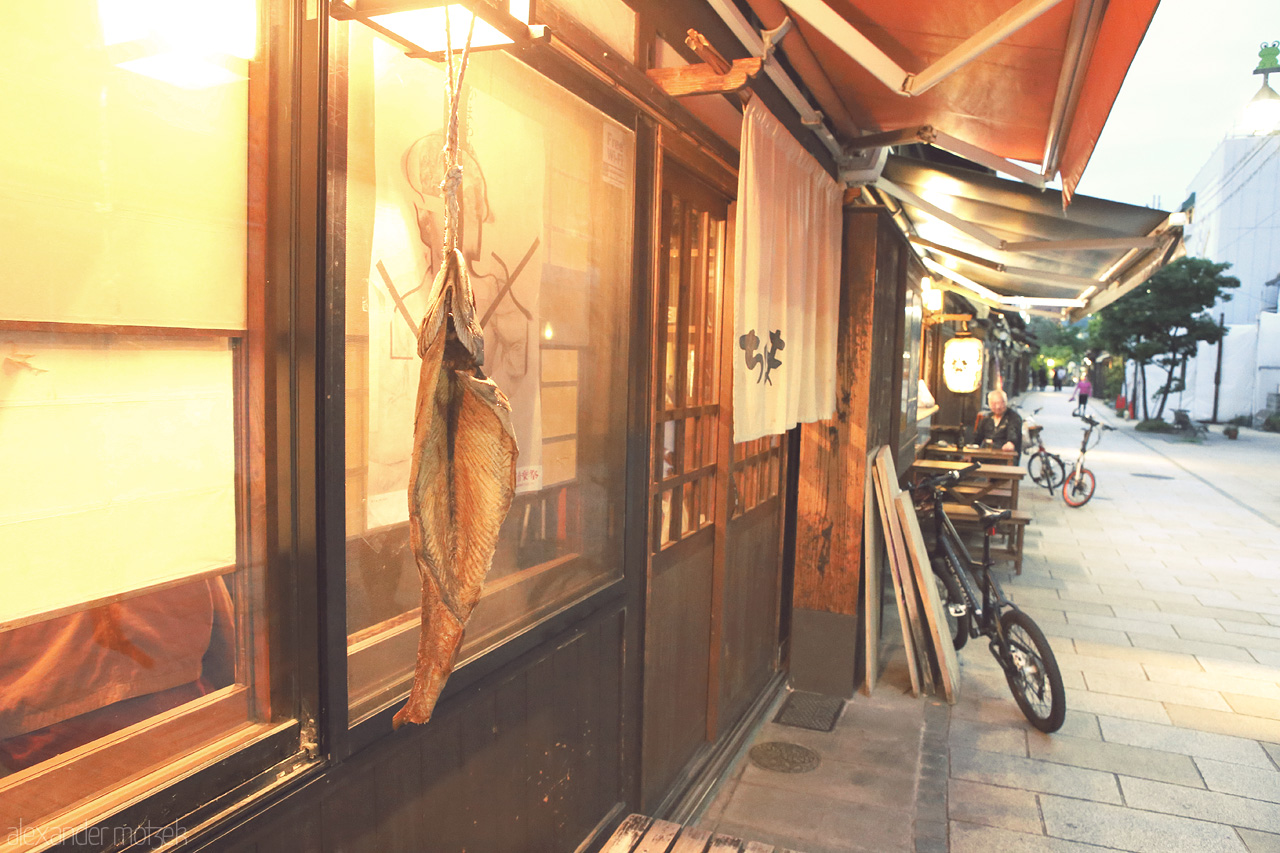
[942,332,984,394]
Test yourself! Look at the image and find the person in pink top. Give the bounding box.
[1071,375,1093,416]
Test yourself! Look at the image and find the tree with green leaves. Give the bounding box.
[1089,257,1239,420]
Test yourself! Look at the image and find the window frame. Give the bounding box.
[0,1,325,847]
[323,22,653,760]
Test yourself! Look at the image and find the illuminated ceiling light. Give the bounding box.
[943,331,984,394]
[331,0,548,61]
[99,0,257,88]
[1245,41,1280,136]
[921,276,944,312]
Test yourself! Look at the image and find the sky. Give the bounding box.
[1070,0,1280,210]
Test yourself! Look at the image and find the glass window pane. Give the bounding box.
[335,26,635,722]
[1,0,281,833]
[663,197,683,412]
[703,218,723,404]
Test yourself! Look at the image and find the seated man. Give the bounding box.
[974,389,1023,461]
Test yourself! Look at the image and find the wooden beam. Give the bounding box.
[645,57,763,97]
[685,28,731,74]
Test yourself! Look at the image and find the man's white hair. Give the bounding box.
[987,389,1007,403]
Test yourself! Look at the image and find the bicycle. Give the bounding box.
[1062,413,1115,508]
[912,463,1066,732]
[1022,409,1067,493]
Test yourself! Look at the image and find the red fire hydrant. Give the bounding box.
[1115,394,1127,418]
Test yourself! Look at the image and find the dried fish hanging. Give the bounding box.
[394,13,519,728]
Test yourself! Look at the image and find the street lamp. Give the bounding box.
[1245,41,1280,136]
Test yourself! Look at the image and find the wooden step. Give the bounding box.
[600,814,805,853]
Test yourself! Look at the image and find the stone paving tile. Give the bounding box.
[1097,716,1274,767]
[1176,626,1280,653]
[1121,632,1260,663]
[1025,733,1204,787]
[947,778,1042,835]
[747,721,920,769]
[1109,606,1230,632]
[1040,621,1135,647]
[948,717,1029,757]
[1081,671,1232,711]
[1142,664,1280,699]
[1064,687,1172,724]
[1195,657,1280,682]
[950,747,1122,803]
[950,820,1117,853]
[1052,650,1148,679]
[716,783,913,853]
[1066,613,1180,638]
[737,751,917,812]
[1221,620,1280,641]
[1195,757,1280,804]
[1225,692,1280,717]
[1120,775,1280,834]
[1071,639,1202,671]
[1252,650,1280,668]
[1163,703,1280,745]
[1061,589,1163,611]
[1038,793,1249,853]
[1239,828,1280,853]
[1053,710,1102,740]
[1157,601,1273,624]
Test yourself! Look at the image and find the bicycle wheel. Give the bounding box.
[998,609,1066,733]
[931,557,970,651]
[1062,467,1096,507]
[1027,452,1065,490]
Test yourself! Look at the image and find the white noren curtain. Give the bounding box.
[733,99,842,443]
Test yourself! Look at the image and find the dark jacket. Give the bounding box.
[975,408,1023,456]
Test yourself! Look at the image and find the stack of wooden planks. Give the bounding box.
[863,446,959,702]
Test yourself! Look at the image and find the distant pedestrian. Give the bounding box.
[1071,376,1093,416]
[1052,368,1063,392]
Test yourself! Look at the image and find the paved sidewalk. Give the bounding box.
[694,389,1280,852]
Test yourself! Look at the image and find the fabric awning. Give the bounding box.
[740,0,1160,203]
[875,155,1184,319]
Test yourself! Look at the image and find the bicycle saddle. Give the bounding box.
[972,501,1011,525]
[1028,425,1043,437]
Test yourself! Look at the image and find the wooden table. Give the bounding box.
[910,459,1025,510]
[925,443,1017,464]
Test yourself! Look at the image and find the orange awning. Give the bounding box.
[741,0,1160,203]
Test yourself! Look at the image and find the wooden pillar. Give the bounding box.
[790,206,902,696]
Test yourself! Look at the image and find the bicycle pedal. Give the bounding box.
[948,603,968,618]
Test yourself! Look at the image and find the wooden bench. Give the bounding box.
[600,814,804,853]
[950,484,1013,505]
[942,502,1032,575]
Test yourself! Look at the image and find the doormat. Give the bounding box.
[748,741,820,774]
[1131,473,1175,480]
[773,691,844,732]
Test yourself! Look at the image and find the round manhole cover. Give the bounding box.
[748,741,820,774]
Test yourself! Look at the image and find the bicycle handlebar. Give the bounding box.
[914,461,980,493]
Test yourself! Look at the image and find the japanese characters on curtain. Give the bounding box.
[733,99,841,443]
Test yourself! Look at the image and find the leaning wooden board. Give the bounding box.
[871,447,931,697]
[895,490,960,703]
[862,447,882,695]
